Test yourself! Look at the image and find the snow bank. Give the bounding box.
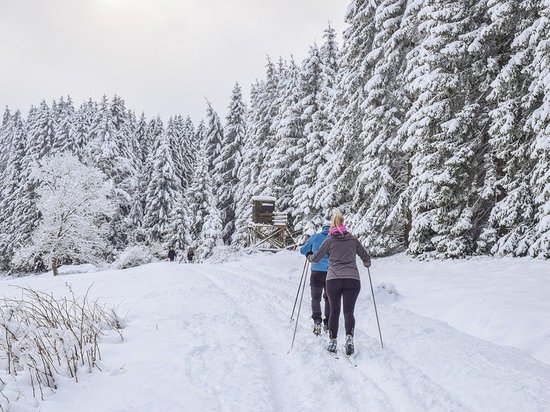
[111,245,159,269]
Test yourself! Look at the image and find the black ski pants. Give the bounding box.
[310,271,329,324]
[326,278,361,339]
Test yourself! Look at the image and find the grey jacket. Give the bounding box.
[309,232,371,282]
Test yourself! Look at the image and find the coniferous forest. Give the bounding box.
[1,0,549,273]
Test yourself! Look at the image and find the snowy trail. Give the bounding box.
[201,265,374,411]
[2,252,549,411]
[200,255,550,412]
[206,264,469,412]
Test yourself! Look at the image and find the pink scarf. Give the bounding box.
[329,225,348,236]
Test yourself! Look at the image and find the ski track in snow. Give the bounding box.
[182,265,278,412]
[200,256,550,412]
[2,253,549,412]
[201,265,370,411]
[207,264,467,412]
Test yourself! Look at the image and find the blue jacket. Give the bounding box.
[300,226,329,272]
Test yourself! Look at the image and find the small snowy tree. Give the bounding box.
[196,207,224,261]
[13,154,114,274]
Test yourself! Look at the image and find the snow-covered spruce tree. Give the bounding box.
[53,95,76,153]
[128,112,150,240]
[126,109,139,169]
[168,116,199,250]
[181,115,196,180]
[194,119,206,151]
[166,116,186,190]
[170,198,189,252]
[351,0,410,256]
[320,23,339,91]
[292,25,340,235]
[111,95,139,190]
[72,100,96,160]
[142,132,180,244]
[85,95,137,250]
[175,114,196,189]
[291,44,326,235]
[0,111,28,269]
[146,115,165,163]
[233,61,281,245]
[312,23,340,189]
[204,101,224,170]
[256,58,288,197]
[0,107,13,175]
[12,154,114,275]
[461,0,523,255]
[315,0,378,215]
[216,83,246,244]
[527,1,550,258]
[232,82,261,245]
[0,108,11,214]
[399,0,490,258]
[251,58,282,197]
[265,58,304,217]
[26,100,56,162]
[6,104,54,262]
[143,115,165,205]
[479,1,542,256]
[196,204,224,261]
[135,113,151,168]
[185,138,222,260]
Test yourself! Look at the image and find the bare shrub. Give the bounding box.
[0,284,124,407]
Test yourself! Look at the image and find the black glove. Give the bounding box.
[306,251,313,257]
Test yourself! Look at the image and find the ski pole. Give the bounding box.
[290,258,309,321]
[289,263,309,352]
[367,267,384,349]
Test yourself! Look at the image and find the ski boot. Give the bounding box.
[313,321,322,336]
[323,322,329,334]
[327,338,337,353]
[345,334,354,356]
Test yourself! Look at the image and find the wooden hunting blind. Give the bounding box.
[248,196,298,251]
[252,197,275,224]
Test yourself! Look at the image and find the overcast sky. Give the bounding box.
[0,0,346,122]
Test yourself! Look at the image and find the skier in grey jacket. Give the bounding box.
[309,211,371,355]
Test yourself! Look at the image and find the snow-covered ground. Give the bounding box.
[1,251,549,411]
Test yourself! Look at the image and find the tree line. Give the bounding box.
[1,0,548,272]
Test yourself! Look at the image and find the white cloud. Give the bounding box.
[0,0,345,122]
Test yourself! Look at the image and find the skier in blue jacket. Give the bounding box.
[300,221,331,335]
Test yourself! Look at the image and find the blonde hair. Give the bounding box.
[331,211,344,228]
